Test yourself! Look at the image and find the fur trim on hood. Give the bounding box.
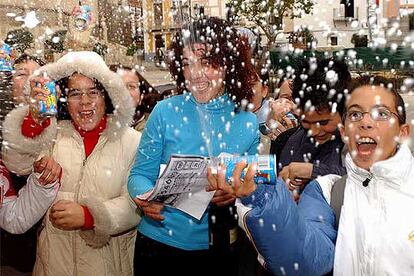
[27,51,134,138]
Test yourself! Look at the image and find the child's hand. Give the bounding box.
[33,156,62,185]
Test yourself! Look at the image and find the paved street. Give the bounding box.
[133,61,173,88]
[139,67,173,87]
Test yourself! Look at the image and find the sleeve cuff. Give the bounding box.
[81,205,95,230]
[311,163,322,179]
[21,112,51,138]
[240,184,267,207]
[30,172,59,189]
[78,196,113,248]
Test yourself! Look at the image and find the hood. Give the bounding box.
[26,51,134,136]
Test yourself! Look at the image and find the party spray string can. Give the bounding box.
[0,42,13,72]
[38,81,58,117]
[211,154,277,185]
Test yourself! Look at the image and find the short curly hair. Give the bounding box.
[168,16,256,106]
[292,58,351,116]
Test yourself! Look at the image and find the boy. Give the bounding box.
[208,76,413,275]
[275,58,350,194]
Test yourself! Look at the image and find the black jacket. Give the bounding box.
[272,127,346,178]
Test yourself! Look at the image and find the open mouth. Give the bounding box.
[356,136,377,156]
[191,81,210,92]
[79,110,95,120]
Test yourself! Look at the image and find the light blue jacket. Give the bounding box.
[241,179,337,275]
[128,93,259,250]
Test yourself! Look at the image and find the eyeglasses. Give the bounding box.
[126,83,139,91]
[67,88,103,101]
[344,106,400,122]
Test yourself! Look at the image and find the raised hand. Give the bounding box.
[33,156,62,185]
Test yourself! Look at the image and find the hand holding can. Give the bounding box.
[30,75,58,121]
[211,155,277,185]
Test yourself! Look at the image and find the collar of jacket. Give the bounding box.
[184,91,234,113]
[59,114,125,142]
[345,143,413,190]
[74,116,107,138]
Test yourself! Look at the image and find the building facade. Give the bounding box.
[284,0,414,50]
[141,0,227,62]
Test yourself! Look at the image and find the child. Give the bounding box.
[208,76,413,275]
[0,156,61,234]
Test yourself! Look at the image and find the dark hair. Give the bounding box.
[56,74,114,120]
[253,61,269,86]
[292,58,351,116]
[168,16,256,106]
[14,53,45,67]
[347,75,406,124]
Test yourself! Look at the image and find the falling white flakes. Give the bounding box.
[351,20,359,28]
[182,29,191,38]
[259,218,264,227]
[45,27,53,35]
[294,263,299,271]
[326,70,338,85]
[174,129,180,137]
[23,11,40,29]
[6,13,16,17]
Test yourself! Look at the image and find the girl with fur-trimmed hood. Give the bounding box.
[2,51,141,275]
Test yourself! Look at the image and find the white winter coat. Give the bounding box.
[318,144,414,275]
[2,52,141,276]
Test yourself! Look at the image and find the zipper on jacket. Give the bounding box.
[72,134,107,276]
[73,142,87,276]
[362,173,372,187]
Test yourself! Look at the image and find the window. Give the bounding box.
[330,36,338,46]
[153,1,163,28]
[341,0,354,18]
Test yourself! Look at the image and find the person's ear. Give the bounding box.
[262,84,269,99]
[398,123,410,142]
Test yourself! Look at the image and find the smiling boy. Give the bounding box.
[277,58,351,194]
[207,75,414,275]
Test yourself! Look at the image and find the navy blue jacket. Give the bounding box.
[277,127,346,177]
